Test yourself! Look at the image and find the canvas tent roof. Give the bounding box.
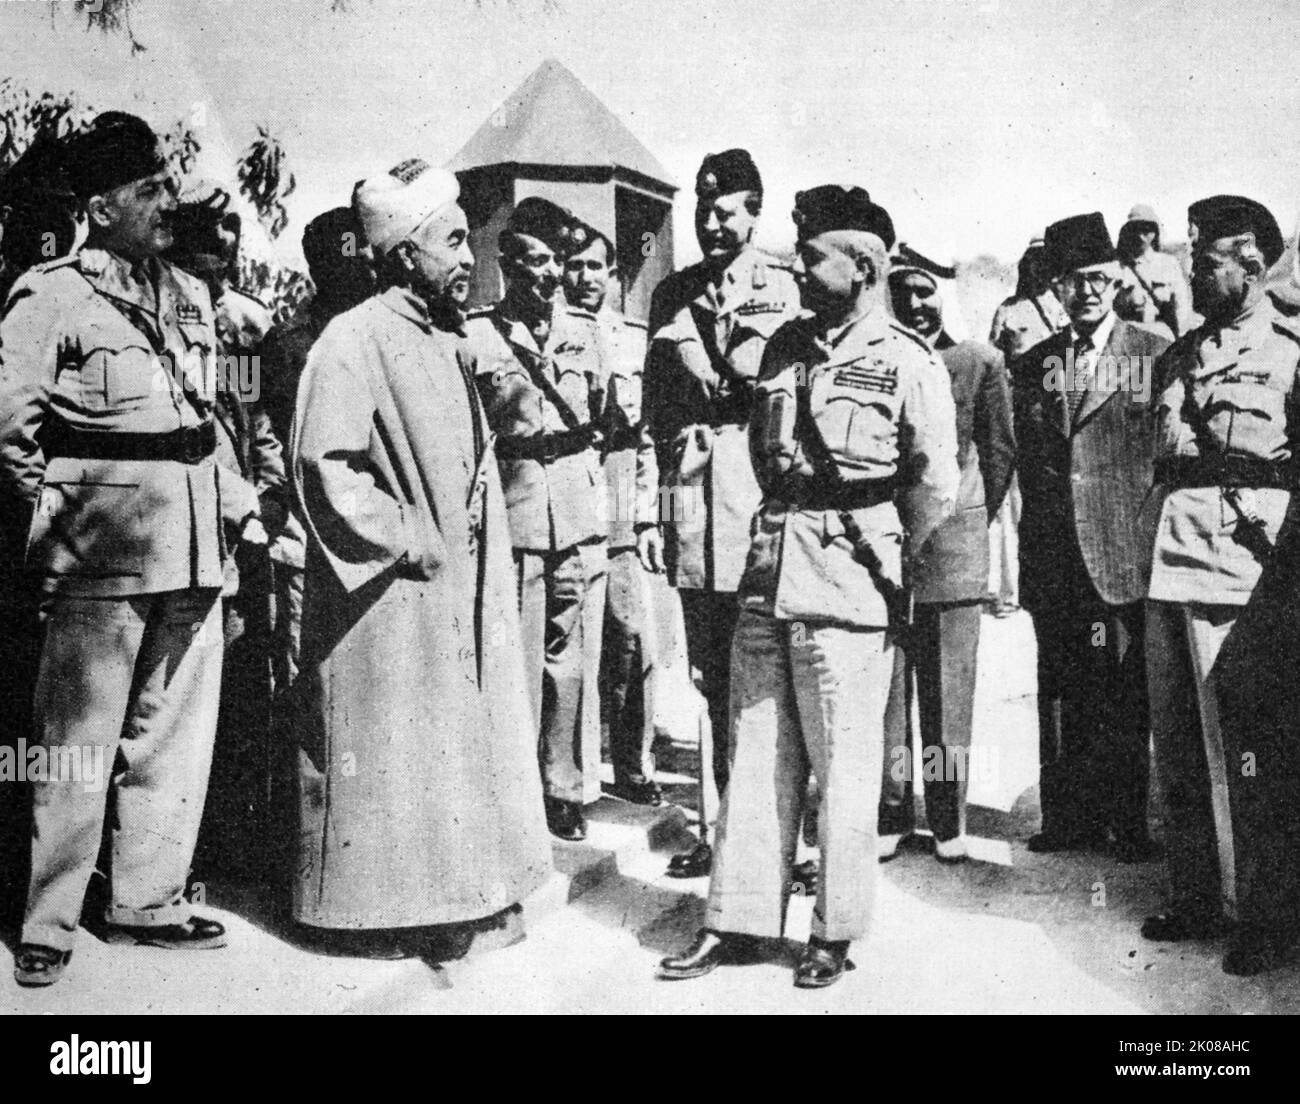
[448,58,675,190]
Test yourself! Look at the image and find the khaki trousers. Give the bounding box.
[706,610,892,943]
[602,546,656,786]
[1146,600,1237,922]
[516,542,608,805]
[23,588,224,952]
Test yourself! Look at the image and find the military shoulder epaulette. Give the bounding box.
[887,318,933,352]
[31,255,81,276]
[228,287,270,311]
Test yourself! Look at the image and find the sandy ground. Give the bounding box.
[5,603,1297,1015]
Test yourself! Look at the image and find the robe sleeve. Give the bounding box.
[291,325,443,592]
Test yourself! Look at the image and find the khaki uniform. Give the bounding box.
[705,306,958,943]
[467,301,610,804]
[1116,250,1192,340]
[1147,296,1300,927]
[596,312,660,786]
[0,248,227,952]
[644,247,799,797]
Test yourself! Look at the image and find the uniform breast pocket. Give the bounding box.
[815,390,900,473]
[176,321,214,400]
[77,334,159,412]
[552,360,593,416]
[1205,381,1287,455]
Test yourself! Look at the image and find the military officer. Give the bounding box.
[561,215,663,806]
[0,114,240,987]
[466,197,610,842]
[1142,195,1300,976]
[658,186,958,988]
[643,149,800,877]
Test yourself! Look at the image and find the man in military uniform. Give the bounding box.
[164,182,288,884]
[466,197,610,842]
[1142,195,1300,975]
[0,114,239,986]
[1114,203,1192,341]
[658,186,958,988]
[561,215,663,806]
[1013,212,1169,861]
[879,243,1015,863]
[643,149,800,877]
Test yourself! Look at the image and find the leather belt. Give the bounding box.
[789,477,897,511]
[1154,454,1295,490]
[44,420,217,464]
[706,387,753,427]
[495,425,597,462]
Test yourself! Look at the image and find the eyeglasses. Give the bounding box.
[1057,271,1115,295]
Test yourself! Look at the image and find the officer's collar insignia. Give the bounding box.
[752,264,768,290]
[176,303,204,323]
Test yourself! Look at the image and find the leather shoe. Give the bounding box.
[794,936,854,989]
[14,944,73,987]
[1140,912,1231,942]
[610,778,664,807]
[103,915,228,949]
[666,841,712,878]
[1223,927,1292,976]
[657,929,753,980]
[545,798,587,842]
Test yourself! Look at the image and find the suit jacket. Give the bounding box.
[1012,317,1170,611]
[910,335,1015,603]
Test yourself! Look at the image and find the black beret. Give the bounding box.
[1188,194,1284,268]
[792,185,895,249]
[563,215,613,259]
[503,196,574,255]
[1043,212,1116,277]
[696,149,762,199]
[65,112,167,199]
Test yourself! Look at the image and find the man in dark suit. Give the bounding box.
[879,243,1015,862]
[1012,212,1170,861]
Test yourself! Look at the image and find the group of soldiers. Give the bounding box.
[1,109,1299,994]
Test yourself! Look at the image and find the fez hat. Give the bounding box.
[1043,212,1116,277]
[65,112,167,200]
[354,158,459,257]
[792,185,895,249]
[1188,194,1284,268]
[696,149,762,200]
[503,196,575,255]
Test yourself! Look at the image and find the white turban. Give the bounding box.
[354,158,459,256]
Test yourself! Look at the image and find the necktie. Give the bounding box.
[1066,336,1093,423]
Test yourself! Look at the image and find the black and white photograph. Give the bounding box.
[0,0,1296,1053]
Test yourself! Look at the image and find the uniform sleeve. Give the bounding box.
[290,329,440,592]
[974,347,1016,519]
[897,349,960,552]
[0,280,59,510]
[249,403,288,534]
